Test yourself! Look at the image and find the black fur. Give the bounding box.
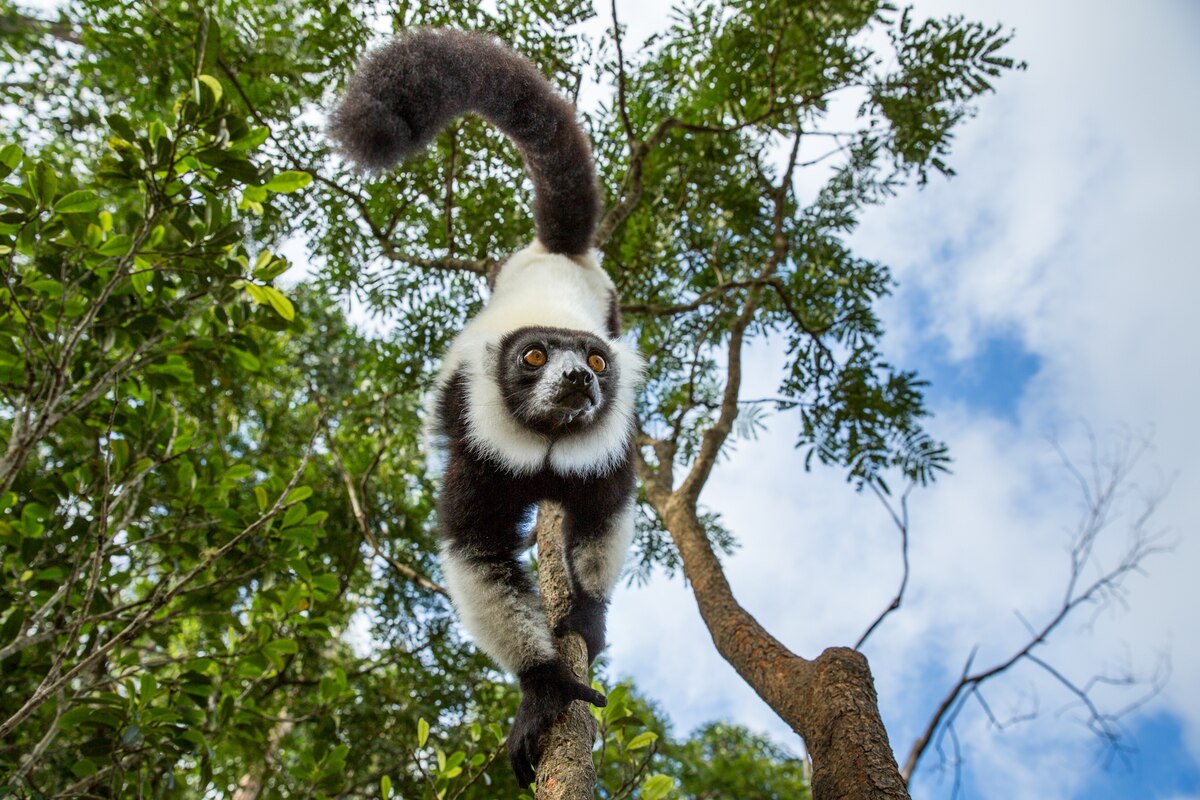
[508,661,607,788]
[330,28,599,255]
[605,292,622,340]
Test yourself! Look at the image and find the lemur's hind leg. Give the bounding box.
[438,464,554,676]
[438,458,605,788]
[555,465,637,664]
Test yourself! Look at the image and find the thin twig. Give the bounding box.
[855,482,914,649]
[318,413,447,595]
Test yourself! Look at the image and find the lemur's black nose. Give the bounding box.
[562,369,593,387]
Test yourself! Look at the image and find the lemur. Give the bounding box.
[329,28,642,787]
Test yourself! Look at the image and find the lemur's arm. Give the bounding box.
[329,28,599,256]
[556,465,637,663]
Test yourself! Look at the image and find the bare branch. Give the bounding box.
[610,0,634,142]
[855,482,915,649]
[902,433,1171,783]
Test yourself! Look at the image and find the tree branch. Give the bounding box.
[0,12,81,44]
[635,124,911,798]
[901,432,1170,782]
[320,416,447,596]
[675,126,803,505]
[533,504,598,800]
[855,482,915,649]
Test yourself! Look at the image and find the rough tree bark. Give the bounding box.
[533,503,599,800]
[651,493,909,800]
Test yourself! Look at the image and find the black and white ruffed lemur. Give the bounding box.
[329,29,642,787]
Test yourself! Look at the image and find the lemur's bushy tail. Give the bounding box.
[330,29,598,256]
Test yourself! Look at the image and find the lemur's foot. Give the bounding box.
[553,596,607,664]
[507,661,606,788]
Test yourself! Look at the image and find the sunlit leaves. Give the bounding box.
[263,170,312,193]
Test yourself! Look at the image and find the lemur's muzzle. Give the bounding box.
[553,367,599,422]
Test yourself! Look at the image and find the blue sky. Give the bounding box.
[600,1,1200,798]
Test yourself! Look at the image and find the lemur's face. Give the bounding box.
[496,326,618,436]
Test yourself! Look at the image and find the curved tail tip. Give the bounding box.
[328,91,417,172]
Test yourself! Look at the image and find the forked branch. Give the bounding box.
[901,431,1171,783]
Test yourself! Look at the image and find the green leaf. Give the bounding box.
[626,731,658,750]
[54,190,100,214]
[417,718,430,748]
[262,171,312,193]
[31,161,58,208]
[640,774,675,800]
[229,347,261,372]
[30,279,62,297]
[139,672,158,701]
[107,114,136,141]
[281,503,306,528]
[224,464,254,482]
[243,283,268,305]
[242,185,268,204]
[261,286,295,321]
[130,268,152,295]
[285,486,312,504]
[310,573,338,596]
[262,638,298,668]
[0,143,22,179]
[381,776,393,800]
[197,74,223,104]
[121,724,145,747]
[230,126,270,152]
[98,234,133,257]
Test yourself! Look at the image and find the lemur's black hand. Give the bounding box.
[507,661,607,787]
[553,595,607,664]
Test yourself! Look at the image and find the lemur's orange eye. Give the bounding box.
[524,348,547,367]
[587,354,607,373]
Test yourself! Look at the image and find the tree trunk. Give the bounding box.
[654,496,910,800]
[232,714,294,800]
[533,503,598,799]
